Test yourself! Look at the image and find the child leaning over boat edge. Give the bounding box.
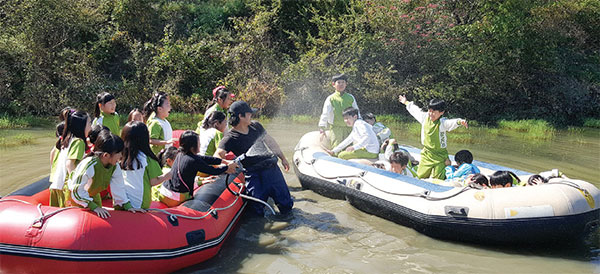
[398,95,467,180]
[325,107,380,160]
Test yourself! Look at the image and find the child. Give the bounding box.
[319,74,360,149]
[199,111,227,156]
[158,130,237,207]
[88,125,109,152]
[157,146,178,174]
[489,170,521,188]
[326,107,379,160]
[466,173,489,189]
[121,121,172,209]
[92,92,120,134]
[127,108,144,123]
[65,131,142,218]
[389,152,414,177]
[49,109,91,207]
[382,139,418,177]
[196,86,235,134]
[527,174,547,186]
[144,92,176,156]
[398,95,468,180]
[445,150,480,180]
[363,113,392,146]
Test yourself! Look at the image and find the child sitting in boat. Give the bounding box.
[157,130,237,207]
[445,150,480,181]
[121,121,172,210]
[527,174,547,186]
[65,131,141,218]
[49,109,91,207]
[489,170,521,188]
[326,107,380,160]
[398,95,468,180]
[389,152,414,177]
[382,139,418,176]
[199,111,227,156]
[144,92,177,156]
[466,173,489,189]
[158,146,178,174]
[363,112,392,146]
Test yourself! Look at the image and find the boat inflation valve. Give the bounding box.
[210,210,219,219]
[168,215,179,226]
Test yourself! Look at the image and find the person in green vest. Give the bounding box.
[319,74,360,149]
[196,86,235,134]
[92,92,120,135]
[65,130,143,218]
[398,95,468,180]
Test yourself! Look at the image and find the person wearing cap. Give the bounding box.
[215,101,294,216]
[195,86,235,134]
[318,73,360,149]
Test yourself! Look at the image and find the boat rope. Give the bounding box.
[147,193,243,222]
[303,151,474,201]
[0,199,79,227]
[546,179,592,196]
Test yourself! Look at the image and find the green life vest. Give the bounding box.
[330,92,355,128]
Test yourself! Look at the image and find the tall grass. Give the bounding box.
[497,119,556,140]
[0,133,35,148]
[0,114,54,129]
[583,118,600,128]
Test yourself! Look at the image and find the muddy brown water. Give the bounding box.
[1,122,599,273]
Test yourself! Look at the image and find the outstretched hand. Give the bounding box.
[461,120,468,129]
[398,95,407,104]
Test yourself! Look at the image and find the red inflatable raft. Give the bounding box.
[0,172,246,273]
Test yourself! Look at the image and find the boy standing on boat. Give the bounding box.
[398,95,468,179]
[326,107,379,160]
[318,74,360,149]
[215,101,293,216]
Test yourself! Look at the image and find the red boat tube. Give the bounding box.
[0,172,246,273]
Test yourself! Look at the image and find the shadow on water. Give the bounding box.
[177,206,353,273]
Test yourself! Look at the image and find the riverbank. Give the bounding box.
[2,113,599,149]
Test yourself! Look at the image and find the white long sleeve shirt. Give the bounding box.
[332,119,380,154]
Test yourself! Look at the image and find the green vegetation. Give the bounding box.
[0,133,35,148]
[0,115,54,129]
[1,0,598,126]
[583,118,600,128]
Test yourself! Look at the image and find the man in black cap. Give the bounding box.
[318,73,360,149]
[215,101,293,216]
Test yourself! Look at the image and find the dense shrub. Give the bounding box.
[0,0,597,126]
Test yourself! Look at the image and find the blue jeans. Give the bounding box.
[245,165,293,216]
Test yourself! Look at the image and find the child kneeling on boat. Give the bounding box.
[326,107,380,160]
[65,131,142,218]
[157,130,237,207]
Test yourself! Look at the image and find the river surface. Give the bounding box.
[1,121,599,273]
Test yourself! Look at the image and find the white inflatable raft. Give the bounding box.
[292,131,600,245]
